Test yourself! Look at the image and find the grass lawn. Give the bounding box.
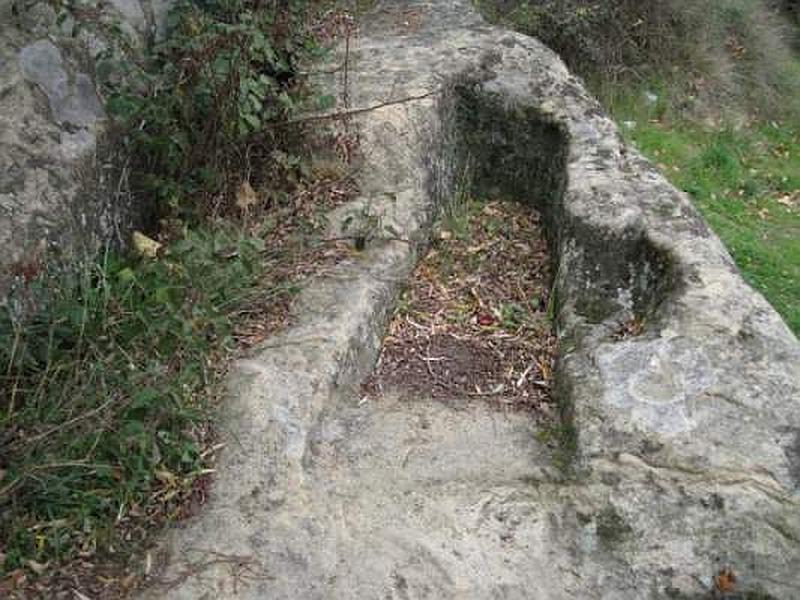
[611,98,800,335]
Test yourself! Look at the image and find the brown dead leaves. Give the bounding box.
[365,200,557,415]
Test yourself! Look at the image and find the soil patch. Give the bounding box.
[364,200,556,416]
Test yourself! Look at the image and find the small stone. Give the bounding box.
[57,73,105,127]
[18,40,69,107]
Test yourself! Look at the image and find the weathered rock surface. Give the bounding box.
[0,0,170,292]
[139,1,800,598]
[18,39,105,128]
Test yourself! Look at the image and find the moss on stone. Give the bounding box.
[595,506,633,547]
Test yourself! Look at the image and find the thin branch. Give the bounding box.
[284,90,439,126]
[342,27,351,109]
[9,396,117,451]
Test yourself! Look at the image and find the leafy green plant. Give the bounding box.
[103,0,320,219]
[0,228,265,573]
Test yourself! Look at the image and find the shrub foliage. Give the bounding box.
[104,0,318,219]
[0,229,265,572]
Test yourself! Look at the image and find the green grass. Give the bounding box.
[611,94,800,335]
[0,226,269,574]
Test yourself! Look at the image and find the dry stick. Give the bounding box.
[424,338,437,379]
[0,461,112,498]
[0,477,21,499]
[342,25,351,109]
[155,551,271,592]
[284,90,439,127]
[12,396,117,450]
[317,234,413,245]
[6,327,22,418]
[298,64,345,76]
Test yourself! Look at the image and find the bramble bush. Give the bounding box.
[103,0,320,220]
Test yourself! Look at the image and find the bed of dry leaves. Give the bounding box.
[365,200,557,418]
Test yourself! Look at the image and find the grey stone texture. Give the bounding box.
[18,40,105,127]
[107,0,147,33]
[0,0,170,292]
[136,1,799,598]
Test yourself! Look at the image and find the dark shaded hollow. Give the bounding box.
[448,80,675,326]
[433,80,680,468]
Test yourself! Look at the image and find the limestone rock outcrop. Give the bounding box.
[0,0,170,293]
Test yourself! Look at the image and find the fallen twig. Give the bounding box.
[285,90,439,126]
